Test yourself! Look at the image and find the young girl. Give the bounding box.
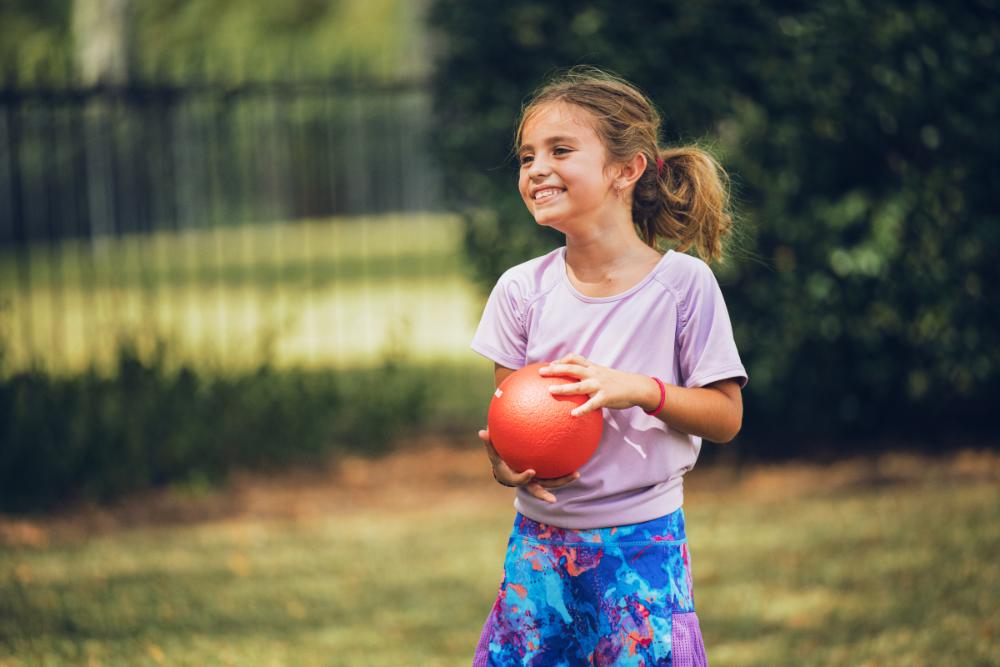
[469,67,747,666]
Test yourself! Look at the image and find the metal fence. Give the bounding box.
[0,78,479,373]
[0,78,441,242]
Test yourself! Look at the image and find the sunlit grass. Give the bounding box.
[0,507,509,667]
[0,474,995,666]
[0,215,462,289]
[0,214,487,374]
[691,480,999,667]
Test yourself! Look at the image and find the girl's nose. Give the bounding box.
[527,157,551,178]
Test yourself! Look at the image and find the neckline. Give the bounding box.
[559,246,673,303]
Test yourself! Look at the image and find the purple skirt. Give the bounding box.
[473,509,709,666]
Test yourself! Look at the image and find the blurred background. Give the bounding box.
[0,1,997,665]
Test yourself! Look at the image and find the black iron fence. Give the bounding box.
[0,78,441,245]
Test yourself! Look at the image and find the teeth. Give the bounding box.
[534,188,561,201]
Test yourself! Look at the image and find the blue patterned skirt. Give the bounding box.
[473,509,709,666]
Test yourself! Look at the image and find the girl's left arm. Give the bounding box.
[541,354,743,443]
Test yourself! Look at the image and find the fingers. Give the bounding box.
[536,471,580,488]
[508,468,537,485]
[540,364,589,380]
[481,429,535,485]
[548,380,595,396]
[526,471,581,502]
[524,481,557,504]
[557,353,590,366]
[539,354,592,377]
[480,426,580,502]
[570,395,603,417]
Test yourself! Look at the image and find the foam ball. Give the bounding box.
[487,362,603,479]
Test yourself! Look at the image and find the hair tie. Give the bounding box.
[655,157,665,176]
[644,377,667,416]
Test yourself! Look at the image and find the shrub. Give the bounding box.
[429,0,1000,454]
[0,344,431,513]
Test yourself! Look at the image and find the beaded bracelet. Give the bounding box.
[644,376,667,416]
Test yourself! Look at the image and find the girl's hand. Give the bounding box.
[540,353,659,416]
[478,428,580,504]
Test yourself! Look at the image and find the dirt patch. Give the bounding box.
[687,448,1000,504]
[1,439,997,548]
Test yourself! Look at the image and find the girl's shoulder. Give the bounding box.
[651,250,718,293]
[493,246,564,302]
[652,251,737,334]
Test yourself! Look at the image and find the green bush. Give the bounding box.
[429,0,1000,454]
[0,344,432,513]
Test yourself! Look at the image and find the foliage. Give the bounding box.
[0,0,425,84]
[0,341,433,512]
[429,0,1000,453]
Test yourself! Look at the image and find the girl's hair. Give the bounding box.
[515,66,732,263]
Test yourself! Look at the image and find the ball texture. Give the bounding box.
[487,362,604,479]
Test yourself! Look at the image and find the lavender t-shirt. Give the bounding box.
[471,246,747,529]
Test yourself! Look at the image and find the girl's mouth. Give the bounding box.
[533,188,564,204]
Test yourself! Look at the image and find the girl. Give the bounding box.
[470,67,747,666]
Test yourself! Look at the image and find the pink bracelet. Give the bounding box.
[644,376,666,416]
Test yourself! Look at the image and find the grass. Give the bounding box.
[692,479,998,666]
[0,452,996,666]
[0,214,487,374]
[1,511,499,666]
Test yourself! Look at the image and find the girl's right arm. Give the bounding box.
[480,363,580,503]
[494,362,516,389]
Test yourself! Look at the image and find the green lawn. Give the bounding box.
[0,214,484,374]
[0,460,995,666]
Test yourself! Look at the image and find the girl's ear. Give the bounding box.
[617,153,648,190]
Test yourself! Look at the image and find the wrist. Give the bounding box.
[642,376,667,416]
[633,374,661,413]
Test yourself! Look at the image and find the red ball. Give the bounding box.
[487,362,604,479]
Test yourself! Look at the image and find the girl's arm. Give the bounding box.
[494,363,516,388]
[542,354,743,443]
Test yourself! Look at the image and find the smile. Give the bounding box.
[533,188,564,203]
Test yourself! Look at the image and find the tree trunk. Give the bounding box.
[72,0,134,85]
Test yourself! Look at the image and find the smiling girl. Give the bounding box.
[470,67,747,666]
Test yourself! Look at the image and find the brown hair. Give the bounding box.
[515,66,733,263]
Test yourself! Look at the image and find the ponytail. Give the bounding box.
[633,146,732,264]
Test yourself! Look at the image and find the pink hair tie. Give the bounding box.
[655,157,665,176]
[644,377,666,416]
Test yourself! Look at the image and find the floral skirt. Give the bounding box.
[472,509,709,666]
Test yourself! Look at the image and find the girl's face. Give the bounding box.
[517,102,617,232]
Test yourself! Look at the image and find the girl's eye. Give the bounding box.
[519,154,533,166]
[553,147,572,155]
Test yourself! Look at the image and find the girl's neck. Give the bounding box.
[561,222,663,300]
[563,225,661,282]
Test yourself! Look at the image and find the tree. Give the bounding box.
[72,0,136,85]
[429,0,1000,454]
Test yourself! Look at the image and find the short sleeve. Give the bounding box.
[470,272,528,369]
[676,262,748,389]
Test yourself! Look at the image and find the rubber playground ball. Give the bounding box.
[487,362,604,479]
